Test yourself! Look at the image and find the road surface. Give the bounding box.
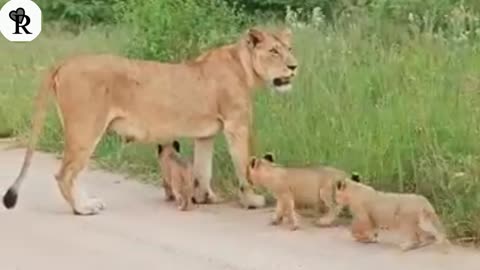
[0,144,479,270]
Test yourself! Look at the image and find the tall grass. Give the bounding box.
[1,3,479,244]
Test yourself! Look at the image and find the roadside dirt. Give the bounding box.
[1,146,479,270]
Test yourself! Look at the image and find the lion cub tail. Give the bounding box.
[2,65,59,210]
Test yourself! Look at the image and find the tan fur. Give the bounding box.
[157,142,194,211]
[335,177,450,252]
[247,154,349,230]
[3,27,298,214]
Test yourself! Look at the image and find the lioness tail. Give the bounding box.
[3,65,59,209]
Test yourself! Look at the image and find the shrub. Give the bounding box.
[38,0,120,24]
[119,0,251,61]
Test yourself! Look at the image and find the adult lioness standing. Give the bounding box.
[2,27,298,215]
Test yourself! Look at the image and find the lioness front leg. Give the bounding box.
[192,137,219,204]
[224,124,265,209]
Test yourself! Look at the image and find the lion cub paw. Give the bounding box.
[270,217,283,226]
[289,223,300,231]
[314,216,337,227]
[399,241,420,252]
[206,191,223,204]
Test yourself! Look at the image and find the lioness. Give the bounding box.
[335,176,450,252]
[157,140,195,211]
[2,27,298,215]
[247,153,350,230]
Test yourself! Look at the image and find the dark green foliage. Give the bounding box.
[119,0,251,61]
[37,0,120,25]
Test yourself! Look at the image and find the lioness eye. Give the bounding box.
[269,48,279,54]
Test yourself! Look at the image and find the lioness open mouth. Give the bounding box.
[273,77,291,87]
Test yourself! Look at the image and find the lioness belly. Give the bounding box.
[109,115,222,143]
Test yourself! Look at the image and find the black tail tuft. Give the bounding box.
[3,187,18,209]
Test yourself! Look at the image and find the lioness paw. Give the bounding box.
[73,198,106,215]
[238,188,266,209]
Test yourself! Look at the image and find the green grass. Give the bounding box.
[1,22,480,244]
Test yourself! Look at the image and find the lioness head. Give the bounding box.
[335,173,361,206]
[247,153,276,186]
[245,27,298,93]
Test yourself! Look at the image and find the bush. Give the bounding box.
[231,0,480,34]
[39,0,120,24]
[119,0,251,61]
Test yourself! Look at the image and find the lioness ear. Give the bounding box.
[351,172,360,182]
[263,153,274,162]
[172,140,180,152]
[275,28,292,46]
[247,28,266,47]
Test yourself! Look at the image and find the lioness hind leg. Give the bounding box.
[55,101,109,215]
[56,142,105,215]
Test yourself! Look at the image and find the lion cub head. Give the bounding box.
[247,153,277,186]
[245,28,298,93]
[335,173,362,206]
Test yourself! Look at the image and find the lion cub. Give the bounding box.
[247,153,350,230]
[157,140,195,211]
[335,176,450,252]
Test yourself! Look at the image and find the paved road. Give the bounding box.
[0,145,479,270]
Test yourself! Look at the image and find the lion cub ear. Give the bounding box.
[249,157,258,168]
[263,153,275,162]
[157,144,164,154]
[336,180,346,191]
[172,140,181,152]
[247,27,266,47]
